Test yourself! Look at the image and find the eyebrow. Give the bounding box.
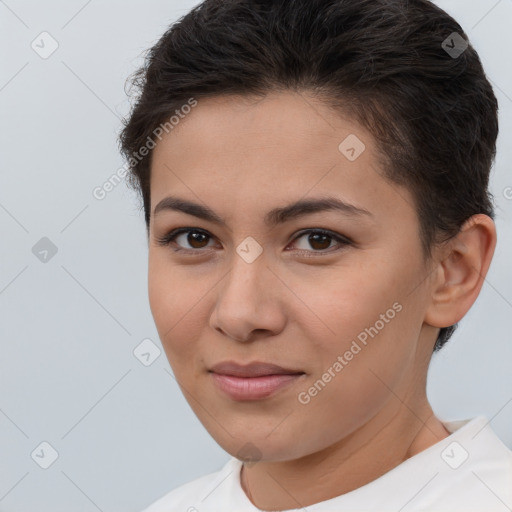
[153,195,373,227]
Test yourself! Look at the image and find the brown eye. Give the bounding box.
[183,231,210,249]
[307,232,331,250]
[156,228,215,251]
[290,229,352,253]
[156,227,352,256]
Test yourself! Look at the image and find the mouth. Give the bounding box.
[208,360,306,401]
[209,360,304,377]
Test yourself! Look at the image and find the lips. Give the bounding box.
[208,361,306,400]
[209,360,304,378]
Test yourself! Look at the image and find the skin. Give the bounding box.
[147,91,496,510]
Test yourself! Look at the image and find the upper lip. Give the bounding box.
[209,361,305,378]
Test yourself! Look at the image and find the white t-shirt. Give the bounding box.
[141,416,512,511]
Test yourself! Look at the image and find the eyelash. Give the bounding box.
[155,227,353,256]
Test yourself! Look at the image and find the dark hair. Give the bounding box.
[119,0,498,351]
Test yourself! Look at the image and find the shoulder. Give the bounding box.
[140,457,241,512]
[424,416,512,511]
[344,416,512,512]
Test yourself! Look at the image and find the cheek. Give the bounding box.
[147,252,207,359]
[293,284,417,445]
[299,256,421,376]
[294,262,401,342]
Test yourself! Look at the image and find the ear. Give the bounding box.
[424,214,497,329]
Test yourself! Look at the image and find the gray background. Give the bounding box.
[0,1,511,511]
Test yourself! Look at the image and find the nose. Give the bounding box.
[209,250,286,342]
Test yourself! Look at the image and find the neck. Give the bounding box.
[240,400,450,510]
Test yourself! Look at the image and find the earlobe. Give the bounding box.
[424,214,497,329]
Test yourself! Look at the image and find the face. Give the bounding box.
[148,91,437,462]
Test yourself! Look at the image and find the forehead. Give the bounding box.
[152,92,370,166]
[149,91,415,224]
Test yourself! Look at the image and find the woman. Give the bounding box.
[120,0,512,510]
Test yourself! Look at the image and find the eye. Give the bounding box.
[288,229,352,254]
[155,227,216,253]
[156,227,352,255]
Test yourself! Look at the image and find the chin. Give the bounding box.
[215,432,307,465]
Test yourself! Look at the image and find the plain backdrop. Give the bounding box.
[0,1,511,511]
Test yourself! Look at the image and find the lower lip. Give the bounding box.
[210,372,304,401]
